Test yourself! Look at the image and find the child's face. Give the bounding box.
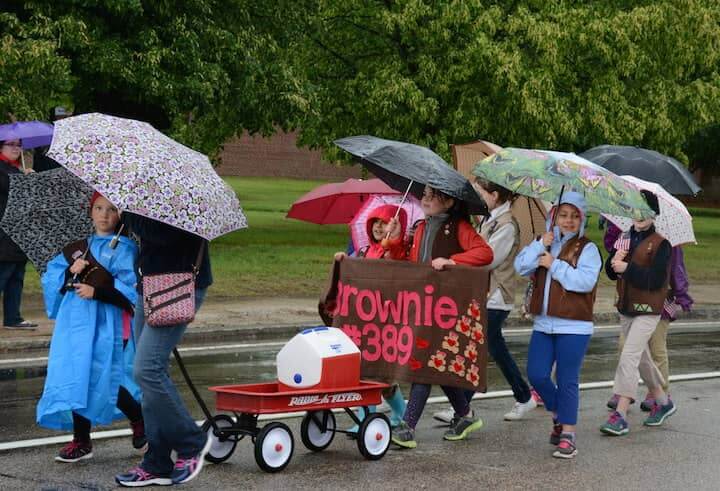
[421,186,454,216]
[91,196,120,235]
[633,218,654,231]
[474,184,498,211]
[556,204,581,235]
[371,219,387,241]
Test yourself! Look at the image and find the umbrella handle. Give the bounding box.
[20,152,26,171]
[383,180,414,242]
[66,242,92,288]
[543,185,566,255]
[110,224,125,249]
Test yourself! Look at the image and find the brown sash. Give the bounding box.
[62,239,114,290]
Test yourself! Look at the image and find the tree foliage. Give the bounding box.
[294,0,720,168]
[0,0,305,156]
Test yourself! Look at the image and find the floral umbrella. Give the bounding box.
[602,176,696,247]
[472,148,654,219]
[47,113,247,240]
[349,194,424,253]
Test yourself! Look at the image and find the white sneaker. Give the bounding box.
[503,397,537,421]
[432,407,455,425]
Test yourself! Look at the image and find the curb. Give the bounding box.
[1,307,719,355]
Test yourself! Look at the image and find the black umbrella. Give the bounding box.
[0,168,94,273]
[334,135,488,215]
[579,145,701,196]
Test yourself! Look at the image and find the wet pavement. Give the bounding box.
[0,377,719,490]
[1,328,719,445]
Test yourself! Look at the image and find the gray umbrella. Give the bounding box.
[579,145,701,196]
[334,135,488,215]
[0,168,94,273]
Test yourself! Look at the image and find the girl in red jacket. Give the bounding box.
[388,185,493,449]
[334,204,409,431]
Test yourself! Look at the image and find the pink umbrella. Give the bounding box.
[286,178,399,224]
[349,194,424,253]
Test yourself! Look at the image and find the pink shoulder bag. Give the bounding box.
[143,243,205,327]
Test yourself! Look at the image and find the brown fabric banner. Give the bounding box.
[320,258,490,392]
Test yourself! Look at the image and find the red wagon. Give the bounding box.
[201,380,391,472]
[173,327,393,473]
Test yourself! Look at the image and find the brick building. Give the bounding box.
[217,130,362,181]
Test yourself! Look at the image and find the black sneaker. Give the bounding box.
[130,419,148,453]
[443,410,483,441]
[55,439,93,463]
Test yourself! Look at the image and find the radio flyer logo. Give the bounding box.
[288,392,363,407]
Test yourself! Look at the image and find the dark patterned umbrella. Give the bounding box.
[0,168,94,273]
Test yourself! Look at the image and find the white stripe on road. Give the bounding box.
[1,371,719,452]
[1,321,716,367]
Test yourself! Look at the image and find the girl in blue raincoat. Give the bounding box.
[37,192,145,463]
[514,192,602,460]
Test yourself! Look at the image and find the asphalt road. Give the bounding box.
[1,377,719,490]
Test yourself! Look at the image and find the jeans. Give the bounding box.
[527,330,591,425]
[0,261,26,325]
[133,288,207,476]
[464,309,531,404]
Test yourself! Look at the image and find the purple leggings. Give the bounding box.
[403,383,471,429]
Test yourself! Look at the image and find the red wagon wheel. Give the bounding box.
[300,410,336,452]
[357,413,391,460]
[254,422,294,473]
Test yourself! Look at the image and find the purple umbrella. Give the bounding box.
[0,121,54,149]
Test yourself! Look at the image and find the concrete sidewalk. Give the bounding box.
[2,284,719,354]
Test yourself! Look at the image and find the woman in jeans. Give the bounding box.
[0,139,37,330]
[115,213,213,487]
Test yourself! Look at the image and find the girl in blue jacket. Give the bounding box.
[37,193,144,463]
[514,192,601,459]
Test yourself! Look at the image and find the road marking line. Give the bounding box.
[2,371,718,452]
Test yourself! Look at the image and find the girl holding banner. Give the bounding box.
[387,185,493,449]
[334,204,410,432]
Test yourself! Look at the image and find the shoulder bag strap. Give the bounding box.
[192,241,206,277]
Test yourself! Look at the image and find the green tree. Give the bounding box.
[1,1,306,156]
[0,9,73,121]
[294,0,720,167]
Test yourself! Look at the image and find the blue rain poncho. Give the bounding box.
[37,234,140,430]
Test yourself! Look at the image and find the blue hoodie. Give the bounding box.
[514,192,602,335]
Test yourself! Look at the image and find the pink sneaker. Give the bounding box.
[531,388,544,407]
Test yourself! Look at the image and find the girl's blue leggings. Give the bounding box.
[526,331,591,425]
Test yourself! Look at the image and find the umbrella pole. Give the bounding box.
[551,185,566,229]
[382,180,414,245]
[20,151,26,171]
[527,197,536,237]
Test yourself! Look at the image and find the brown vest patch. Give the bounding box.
[431,219,463,260]
[615,232,669,315]
[528,236,597,321]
